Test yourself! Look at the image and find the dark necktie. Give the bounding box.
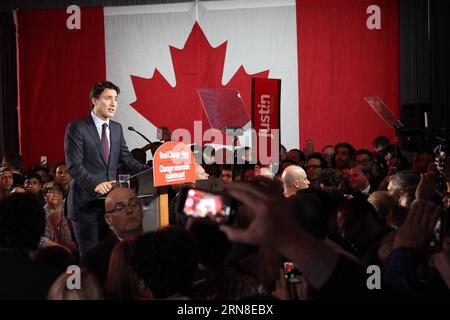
[101,123,110,163]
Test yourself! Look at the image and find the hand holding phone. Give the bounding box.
[177,187,237,224]
[40,155,48,167]
[283,261,301,284]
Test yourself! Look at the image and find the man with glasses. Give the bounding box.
[306,153,326,189]
[82,187,144,286]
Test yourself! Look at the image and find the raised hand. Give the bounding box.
[394,200,441,252]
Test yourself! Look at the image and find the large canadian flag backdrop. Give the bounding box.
[16,0,399,169]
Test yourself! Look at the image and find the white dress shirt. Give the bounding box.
[91,111,110,149]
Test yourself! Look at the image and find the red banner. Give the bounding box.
[251,78,281,165]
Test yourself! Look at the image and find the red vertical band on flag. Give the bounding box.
[296,0,399,150]
[17,8,106,169]
[251,78,281,165]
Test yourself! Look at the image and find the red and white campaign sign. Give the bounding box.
[153,141,195,187]
[252,78,281,165]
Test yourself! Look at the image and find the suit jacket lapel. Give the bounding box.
[85,116,109,167]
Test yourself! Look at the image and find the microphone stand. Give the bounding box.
[225,126,244,181]
[128,127,153,144]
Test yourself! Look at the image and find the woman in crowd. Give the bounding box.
[42,181,77,255]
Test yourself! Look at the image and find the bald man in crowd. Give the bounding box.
[83,187,144,286]
[281,165,310,197]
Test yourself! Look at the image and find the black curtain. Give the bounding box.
[0,11,18,156]
[430,0,450,130]
[400,0,450,131]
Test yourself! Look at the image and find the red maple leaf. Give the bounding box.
[130,22,269,139]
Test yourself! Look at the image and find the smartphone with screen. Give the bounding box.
[40,155,48,166]
[283,261,301,284]
[177,187,237,224]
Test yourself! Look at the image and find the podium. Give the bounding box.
[128,168,160,231]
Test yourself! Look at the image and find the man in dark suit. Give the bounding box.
[348,162,375,200]
[64,81,148,256]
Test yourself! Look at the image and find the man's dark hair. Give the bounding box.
[222,164,233,171]
[130,226,199,299]
[221,164,244,179]
[0,193,45,251]
[334,142,356,159]
[2,152,22,170]
[288,149,306,162]
[355,149,373,160]
[89,81,120,110]
[280,159,297,167]
[372,136,390,150]
[30,165,49,175]
[25,172,43,184]
[384,145,409,170]
[55,161,66,170]
[307,152,326,168]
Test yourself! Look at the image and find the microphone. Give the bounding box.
[128,126,152,144]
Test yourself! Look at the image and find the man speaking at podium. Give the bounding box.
[64,81,149,256]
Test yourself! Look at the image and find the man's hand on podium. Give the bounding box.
[95,180,117,195]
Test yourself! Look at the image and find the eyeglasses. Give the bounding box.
[45,188,62,195]
[106,197,140,214]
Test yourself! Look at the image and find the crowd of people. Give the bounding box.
[1,134,450,300]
